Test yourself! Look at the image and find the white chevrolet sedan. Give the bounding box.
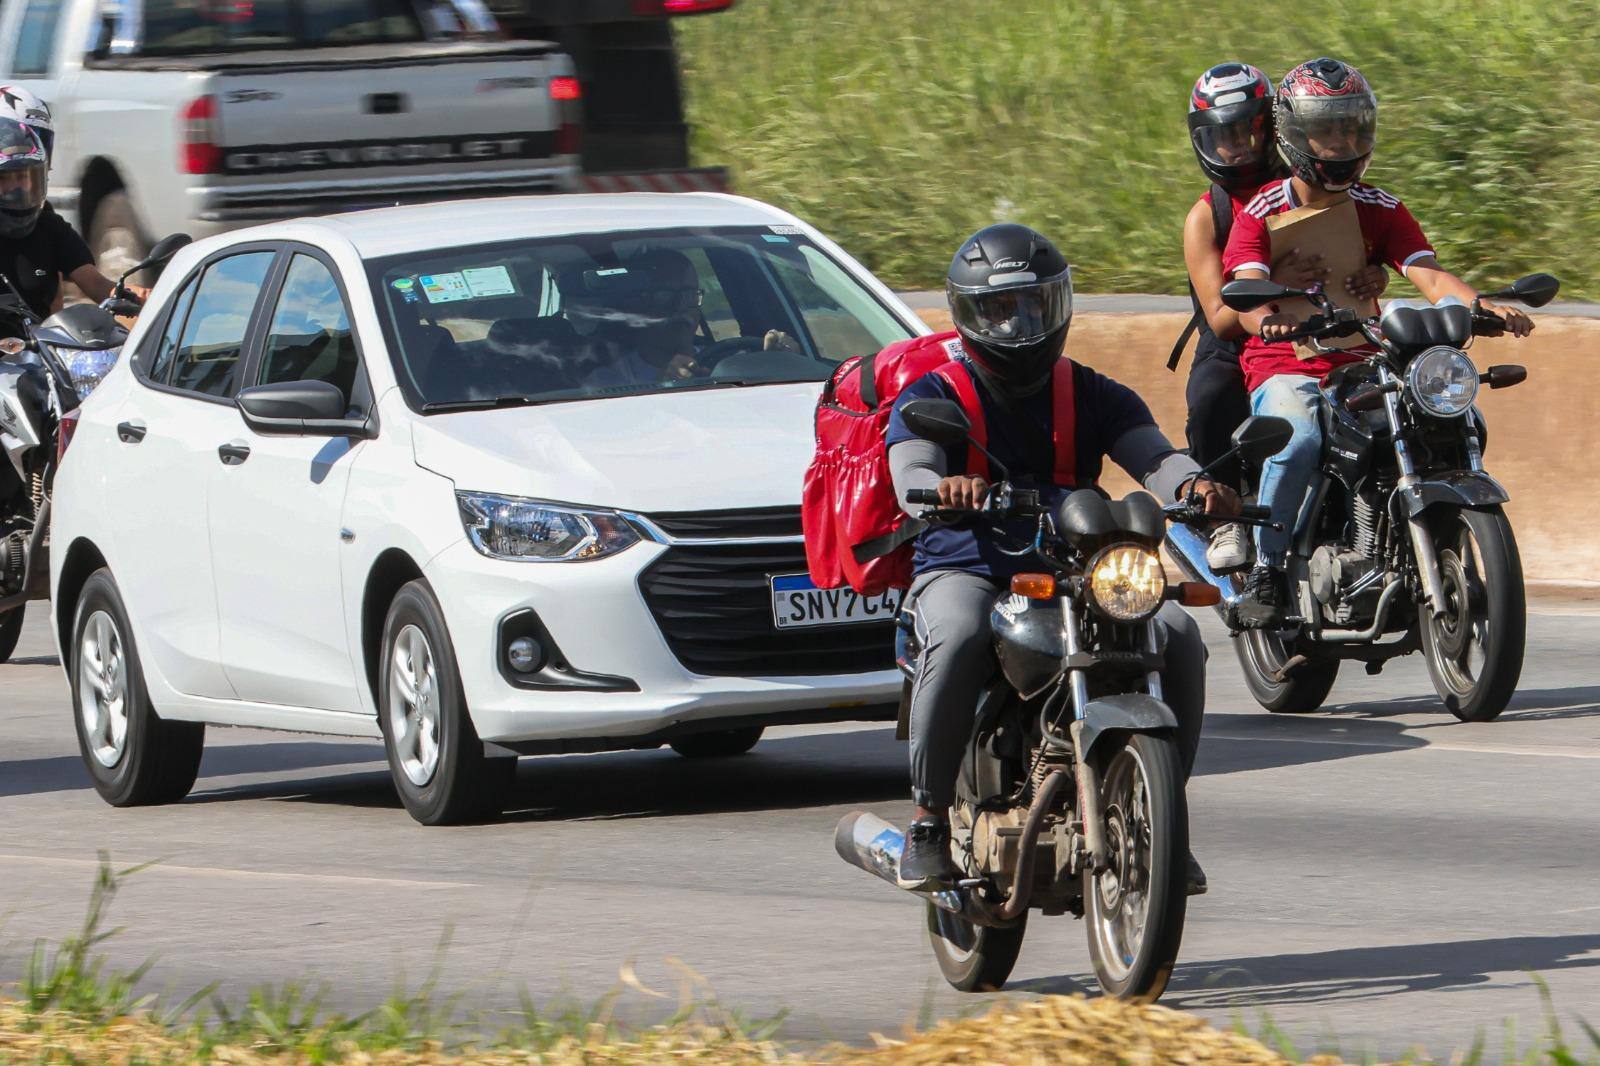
[50,193,918,824]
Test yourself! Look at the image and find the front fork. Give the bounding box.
[1380,368,1459,619]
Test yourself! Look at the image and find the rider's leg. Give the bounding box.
[1237,374,1323,626]
[1187,353,1253,572]
[1157,599,1210,894]
[901,569,1001,887]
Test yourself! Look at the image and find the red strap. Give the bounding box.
[931,362,989,479]
[1050,359,1078,485]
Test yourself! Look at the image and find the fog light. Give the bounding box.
[507,636,545,674]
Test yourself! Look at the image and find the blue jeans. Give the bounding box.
[1250,374,1323,567]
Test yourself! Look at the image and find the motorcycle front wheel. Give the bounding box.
[925,900,1027,992]
[1084,732,1187,1000]
[1419,505,1525,722]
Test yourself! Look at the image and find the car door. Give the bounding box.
[109,247,279,700]
[207,249,371,712]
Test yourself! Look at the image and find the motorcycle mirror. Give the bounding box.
[1219,279,1303,312]
[120,233,194,283]
[1484,273,1559,308]
[898,398,972,446]
[1230,415,1295,463]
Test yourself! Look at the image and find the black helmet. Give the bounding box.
[1275,58,1378,192]
[945,224,1072,395]
[1187,62,1276,190]
[0,119,46,239]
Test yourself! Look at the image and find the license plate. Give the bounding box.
[770,574,902,630]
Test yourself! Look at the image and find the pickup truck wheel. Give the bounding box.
[88,190,149,281]
[669,726,763,758]
[0,605,22,663]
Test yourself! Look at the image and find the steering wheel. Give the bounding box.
[694,335,765,371]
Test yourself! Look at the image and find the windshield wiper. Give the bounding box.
[419,395,550,413]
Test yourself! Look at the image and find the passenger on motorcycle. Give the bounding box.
[1179,61,1387,576]
[889,223,1240,890]
[1223,58,1533,628]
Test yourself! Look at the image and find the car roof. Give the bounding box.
[215,193,808,260]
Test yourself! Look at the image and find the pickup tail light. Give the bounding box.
[632,0,735,13]
[180,95,224,175]
[549,77,582,156]
[57,407,80,466]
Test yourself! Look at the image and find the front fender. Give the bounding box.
[1397,471,1509,518]
[1077,693,1178,761]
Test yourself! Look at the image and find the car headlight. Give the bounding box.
[1085,544,1166,622]
[456,492,639,562]
[62,346,122,401]
[1406,346,1479,418]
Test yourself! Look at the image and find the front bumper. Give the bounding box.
[423,537,901,747]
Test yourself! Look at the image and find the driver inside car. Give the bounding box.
[567,248,708,388]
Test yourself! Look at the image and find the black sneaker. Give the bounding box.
[898,818,959,889]
[1186,851,1208,897]
[1232,565,1286,629]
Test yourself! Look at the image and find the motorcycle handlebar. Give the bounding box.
[905,488,941,505]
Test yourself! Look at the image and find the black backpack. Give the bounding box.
[1167,182,1235,371]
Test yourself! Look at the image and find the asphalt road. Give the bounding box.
[4,598,1600,1060]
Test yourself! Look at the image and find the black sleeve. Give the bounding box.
[38,206,93,276]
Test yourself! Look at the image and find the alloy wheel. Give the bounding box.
[77,610,129,768]
[387,624,442,786]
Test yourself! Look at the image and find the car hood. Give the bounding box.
[410,383,824,512]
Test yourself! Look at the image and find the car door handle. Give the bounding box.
[217,441,251,466]
[116,420,147,444]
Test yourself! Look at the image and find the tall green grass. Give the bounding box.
[677,0,1600,298]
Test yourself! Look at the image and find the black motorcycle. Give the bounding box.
[835,398,1290,998]
[0,233,190,662]
[1165,274,1556,722]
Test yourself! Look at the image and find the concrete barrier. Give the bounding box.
[913,308,1593,584]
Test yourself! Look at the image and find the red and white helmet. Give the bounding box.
[0,85,52,164]
[1274,58,1377,192]
[1187,62,1276,190]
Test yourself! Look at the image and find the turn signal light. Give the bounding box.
[1177,582,1222,607]
[57,408,81,465]
[1344,385,1385,413]
[633,0,735,14]
[1482,364,1527,389]
[1010,573,1056,600]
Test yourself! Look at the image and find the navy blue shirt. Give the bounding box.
[885,358,1157,580]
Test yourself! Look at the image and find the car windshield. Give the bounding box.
[367,226,915,409]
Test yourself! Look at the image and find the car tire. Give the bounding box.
[379,580,515,825]
[70,569,204,806]
[88,189,150,283]
[669,726,763,758]
[0,605,23,663]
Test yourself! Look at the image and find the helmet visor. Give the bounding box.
[1282,96,1377,162]
[947,267,1072,348]
[1191,111,1272,170]
[0,123,45,216]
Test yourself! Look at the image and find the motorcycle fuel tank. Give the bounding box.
[990,592,1065,699]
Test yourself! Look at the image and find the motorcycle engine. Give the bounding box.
[1309,545,1382,625]
[0,528,26,593]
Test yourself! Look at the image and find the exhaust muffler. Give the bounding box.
[833,812,984,919]
[1164,523,1237,621]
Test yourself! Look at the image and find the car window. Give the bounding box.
[11,0,65,76]
[143,275,200,385]
[258,254,360,407]
[140,0,424,54]
[765,247,910,364]
[165,252,276,399]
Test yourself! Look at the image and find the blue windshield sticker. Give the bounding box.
[762,234,791,243]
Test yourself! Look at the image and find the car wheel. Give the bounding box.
[379,580,515,825]
[669,726,764,758]
[0,605,23,663]
[70,570,204,806]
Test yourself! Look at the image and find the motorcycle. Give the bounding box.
[1165,273,1557,722]
[0,232,190,662]
[835,399,1291,998]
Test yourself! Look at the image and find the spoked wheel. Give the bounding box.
[1419,506,1524,722]
[1084,733,1187,1000]
[925,898,1027,992]
[1233,628,1340,713]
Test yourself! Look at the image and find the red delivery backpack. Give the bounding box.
[802,331,990,595]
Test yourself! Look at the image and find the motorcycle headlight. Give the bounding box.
[62,346,122,401]
[456,492,639,562]
[1406,346,1479,418]
[1085,544,1166,623]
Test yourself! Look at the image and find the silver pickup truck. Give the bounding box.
[0,0,579,273]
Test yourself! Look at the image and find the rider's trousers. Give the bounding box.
[906,569,1207,810]
[1250,373,1324,566]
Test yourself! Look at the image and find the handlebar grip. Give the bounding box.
[1239,504,1272,520]
[906,488,941,505]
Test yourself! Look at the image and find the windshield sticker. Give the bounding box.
[419,272,473,304]
[769,224,803,235]
[390,277,420,303]
[595,267,629,277]
[762,234,791,243]
[463,265,517,298]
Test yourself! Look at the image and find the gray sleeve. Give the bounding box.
[1107,424,1203,503]
[889,438,949,513]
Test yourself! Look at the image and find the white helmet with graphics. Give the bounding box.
[0,85,53,163]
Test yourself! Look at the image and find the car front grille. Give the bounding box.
[641,505,803,541]
[636,538,896,678]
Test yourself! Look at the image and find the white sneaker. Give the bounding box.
[1205,522,1251,574]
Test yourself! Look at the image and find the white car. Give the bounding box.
[50,193,921,824]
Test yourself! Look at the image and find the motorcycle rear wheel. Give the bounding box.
[1084,732,1187,1000]
[1419,506,1524,722]
[1233,629,1340,713]
[925,900,1027,993]
[0,605,22,663]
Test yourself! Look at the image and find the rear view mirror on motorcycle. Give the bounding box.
[898,398,972,445]
[1219,279,1308,312]
[1484,273,1560,308]
[119,232,194,286]
[1230,415,1294,464]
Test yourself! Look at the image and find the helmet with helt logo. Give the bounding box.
[945,223,1072,397]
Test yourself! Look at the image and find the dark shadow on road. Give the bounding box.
[0,741,385,799]
[1195,711,1426,778]
[1311,685,1600,725]
[2,654,60,667]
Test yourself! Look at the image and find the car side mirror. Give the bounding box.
[1219,279,1304,313]
[1484,273,1560,308]
[237,380,374,437]
[898,398,971,446]
[1231,415,1294,463]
